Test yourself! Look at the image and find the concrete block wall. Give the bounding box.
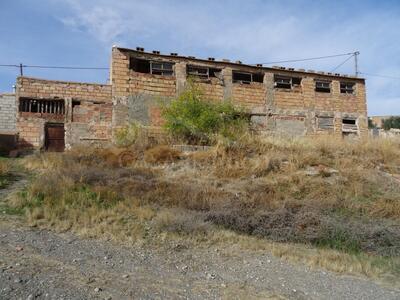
[0,94,16,133]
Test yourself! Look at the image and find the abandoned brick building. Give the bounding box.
[13,46,367,151]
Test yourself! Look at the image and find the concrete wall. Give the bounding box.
[0,94,16,133]
[111,47,368,138]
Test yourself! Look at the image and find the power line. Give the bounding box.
[0,64,108,70]
[252,52,355,65]
[359,72,400,80]
[25,65,108,70]
[330,54,355,72]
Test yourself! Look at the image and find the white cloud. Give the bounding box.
[57,0,400,115]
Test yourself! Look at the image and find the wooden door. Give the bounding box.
[45,123,65,152]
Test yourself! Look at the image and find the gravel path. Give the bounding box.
[0,218,399,300]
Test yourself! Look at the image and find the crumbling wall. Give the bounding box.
[16,77,112,149]
[111,47,368,139]
[65,101,113,148]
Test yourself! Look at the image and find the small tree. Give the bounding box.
[161,81,248,144]
[383,116,400,130]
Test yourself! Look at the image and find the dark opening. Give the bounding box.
[342,118,356,125]
[129,57,150,73]
[252,73,264,83]
[274,75,292,89]
[209,68,221,78]
[233,71,252,84]
[19,98,65,114]
[72,100,81,108]
[340,82,355,94]
[315,81,331,93]
[292,77,302,85]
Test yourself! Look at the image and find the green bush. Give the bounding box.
[383,116,400,130]
[162,81,248,144]
[114,121,142,147]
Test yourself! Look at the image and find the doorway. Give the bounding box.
[45,123,65,152]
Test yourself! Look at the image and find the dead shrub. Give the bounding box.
[144,145,181,164]
[0,160,10,176]
[152,209,211,235]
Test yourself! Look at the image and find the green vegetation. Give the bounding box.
[383,116,400,130]
[162,81,247,144]
[114,121,142,147]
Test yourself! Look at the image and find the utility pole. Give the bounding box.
[19,63,23,76]
[354,51,360,77]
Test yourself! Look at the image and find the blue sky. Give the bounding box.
[0,0,399,116]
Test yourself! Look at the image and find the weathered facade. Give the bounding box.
[111,47,367,138]
[16,77,111,150]
[14,46,368,151]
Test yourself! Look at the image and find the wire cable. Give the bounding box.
[330,54,354,72]
[0,64,108,70]
[25,65,108,70]
[252,52,355,66]
[359,72,400,80]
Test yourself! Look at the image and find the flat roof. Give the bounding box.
[115,46,365,82]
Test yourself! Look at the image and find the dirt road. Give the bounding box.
[0,217,399,300]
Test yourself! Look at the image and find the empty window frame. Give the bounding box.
[342,118,358,132]
[129,57,174,76]
[150,61,174,76]
[19,99,65,115]
[129,57,150,73]
[186,65,221,79]
[317,116,334,130]
[274,75,301,89]
[187,65,208,79]
[233,71,264,84]
[315,80,331,93]
[340,82,355,94]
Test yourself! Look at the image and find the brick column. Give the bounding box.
[222,67,232,101]
[264,73,275,130]
[175,61,187,95]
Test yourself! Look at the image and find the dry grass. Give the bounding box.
[0,160,11,176]
[0,159,12,189]
[144,145,181,164]
[7,135,400,285]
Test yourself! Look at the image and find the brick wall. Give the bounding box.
[232,82,265,109]
[0,94,16,133]
[16,117,45,148]
[16,77,113,149]
[111,48,368,139]
[17,77,112,102]
[66,101,113,148]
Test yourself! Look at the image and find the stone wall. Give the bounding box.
[0,94,16,133]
